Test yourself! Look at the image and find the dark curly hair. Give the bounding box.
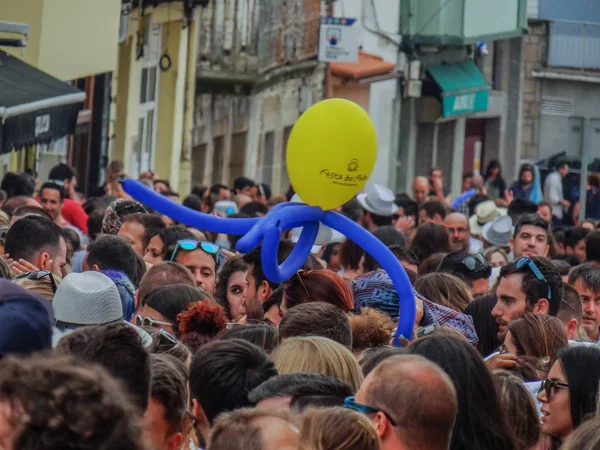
[178,302,229,354]
[0,354,147,450]
[214,255,248,319]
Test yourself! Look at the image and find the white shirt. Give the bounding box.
[543,171,564,219]
[469,237,484,254]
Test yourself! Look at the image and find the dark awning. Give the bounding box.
[0,50,86,153]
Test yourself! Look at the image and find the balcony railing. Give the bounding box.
[549,19,600,69]
[198,0,321,78]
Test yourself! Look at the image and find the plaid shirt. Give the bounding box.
[353,270,479,346]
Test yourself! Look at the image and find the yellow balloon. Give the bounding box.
[286,99,377,210]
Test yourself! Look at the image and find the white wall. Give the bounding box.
[334,0,400,190]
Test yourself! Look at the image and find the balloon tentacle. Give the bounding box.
[121,179,259,235]
[322,211,415,346]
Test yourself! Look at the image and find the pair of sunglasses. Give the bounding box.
[14,270,57,293]
[538,378,569,400]
[515,257,552,300]
[135,315,173,328]
[462,253,488,271]
[169,239,219,263]
[344,396,397,427]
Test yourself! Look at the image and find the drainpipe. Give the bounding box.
[389,0,406,191]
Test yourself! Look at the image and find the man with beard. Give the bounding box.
[511,214,550,259]
[444,212,482,254]
[487,256,562,368]
[568,264,600,342]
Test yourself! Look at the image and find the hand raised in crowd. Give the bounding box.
[11,258,42,277]
[393,215,414,233]
[485,352,519,371]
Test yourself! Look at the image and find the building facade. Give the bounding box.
[0,0,122,193]
[522,0,600,161]
[191,0,326,197]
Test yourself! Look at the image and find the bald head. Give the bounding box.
[138,261,196,303]
[471,175,484,191]
[208,409,298,450]
[445,213,470,252]
[357,355,457,450]
[413,177,429,204]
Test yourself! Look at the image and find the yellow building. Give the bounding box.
[112,0,203,195]
[0,0,122,186]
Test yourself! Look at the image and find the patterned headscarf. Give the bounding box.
[101,199,147,235]
[352,269,479,345]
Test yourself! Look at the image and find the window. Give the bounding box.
[229,132,247,186]
[261,132,275,185]
[212,136,224,185]
[280,126,293,194]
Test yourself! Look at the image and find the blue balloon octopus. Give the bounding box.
[122,179,416,345]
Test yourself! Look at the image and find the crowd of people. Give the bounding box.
[1,159,600,450]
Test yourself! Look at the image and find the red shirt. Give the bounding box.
[61,199,88,234]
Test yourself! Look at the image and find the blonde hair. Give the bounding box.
[298,407,380,450]
[413,273,472,312]
[348,308,394,354]
[272,336,364,392]
[561,418,600,450]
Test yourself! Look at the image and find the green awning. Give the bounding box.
[427,60,490,119]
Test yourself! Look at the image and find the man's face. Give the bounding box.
[492,274,529,340]
[51,237,68,277]
[574,279,600,341]
[538,205,552,223]
[444,215,469,251]
[558,165,569,177]
[64,177,77,197]
[237,185,254,198]
[412,180,428,204]
[471,278,490,297]
[511,225,549,258]
[245,265,270,320]
[175,249,216,294]
[39,188,62,219]
[218,188,231,201]
[462,177,473,192]
[143,398,182,450]
[566,239,586,264]
[118,221,146,257]
[430,170,443,186]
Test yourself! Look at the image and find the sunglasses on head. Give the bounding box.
[169,239,219,263]
[462,253,488,271]
[344,396,397,427]
[135,315,173,328]
[538,378,569,400]
[14,270,57,293]
[514,257,552,300]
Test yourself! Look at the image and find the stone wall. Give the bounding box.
[521,20,548,159]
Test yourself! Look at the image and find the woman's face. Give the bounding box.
[521,170,534,184]
[490,166,500,176]
[227,270,248,321]
[489,251,508,267]
[328,243,342,272]
[144,235,164,265]
[537,361,573,440]
[154,182,169,193]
